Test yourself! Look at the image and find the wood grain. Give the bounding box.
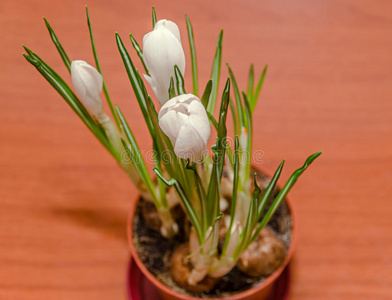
[1,0,391,299]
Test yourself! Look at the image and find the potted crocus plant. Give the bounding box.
[24,6,321,300]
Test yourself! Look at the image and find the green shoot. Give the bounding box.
[251,64,268,112]
[115,33,154,137]
[43,18,71,72]
[116,105,159,206]
[152,6,157,28]
[227,64,244,128]
[247,64,254,101]
[23,47,118,161]
[86,6,120,128]
[185,14,198,96]
[129,34,149,75]
[249,151,322,245]
[174,65,186,95]
[207,30,223,115]
[221,136,240,255]
[169,77,176,99]
[201,80,213,109]
[154,169,202,243]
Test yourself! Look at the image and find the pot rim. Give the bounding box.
[127,169,297,300]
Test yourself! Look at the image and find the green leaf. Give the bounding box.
[186,161,208,233]
[152,6,157,28]
[153,141,168,208]
[251,64,268,112]
[207,112,218,131]
[145,96,189,194]
[242,93,253,179]
[115,33,154,136]
[43,18,71,72]
[229,97,239,136]
[250,151,322,245]
[206,78,230,224]
[247,64,254,100]
[257,160,285,220]
[154,169,203,243]
[207,108,235,168]
[116,105,158,205]
[23,47,118,161]
[129,34,149,75]
[207,30,223,115]
[169,77,176,99]
[248,175,262,231]
[86,6,120,129]
[174,65,186,95]
[222,136,240,255]
[227,64,244,128]
[216,78,231,177]
[234,174,261,259]
[201,80,213,110]
[185,14,198,96]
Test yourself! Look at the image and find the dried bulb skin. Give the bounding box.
[238,228,286,277]
[140,198,183,237]
[170,244,219,293]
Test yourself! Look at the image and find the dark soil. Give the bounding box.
[132,169,293,298]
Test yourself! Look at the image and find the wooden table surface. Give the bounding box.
[1,0,391,299]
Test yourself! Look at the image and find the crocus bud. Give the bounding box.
[71,60,103,117]
[158,94,211,162]
[143,19,186,105]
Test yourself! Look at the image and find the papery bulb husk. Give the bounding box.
[170,243,219,293]
[187,254,211,286]
[208,256,236,278]
[237,228,286,277]
[187,227,213,285]
[140,198,183,236]
[210,220,242,278]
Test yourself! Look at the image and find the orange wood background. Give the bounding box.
[1,0,391,299]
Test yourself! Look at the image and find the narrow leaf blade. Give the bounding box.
[251,64,268,112]
[207,30,223,115]
[185,14,198,96]
[43,18,71,72]
[86,6,120,128]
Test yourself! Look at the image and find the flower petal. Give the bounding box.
[143,20,185,105]
[71,60,103,116]
[174,120,207,162]
[159,109,188,142]
[189,100,211,144]
[155,19,182,45]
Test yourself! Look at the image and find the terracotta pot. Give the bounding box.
[127,178,297,300]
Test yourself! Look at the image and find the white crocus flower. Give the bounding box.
[143,19,186,105]
[71,60,145,194]
[158,94,210,162]
[71,60,122,151]
[71,60,103,117]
